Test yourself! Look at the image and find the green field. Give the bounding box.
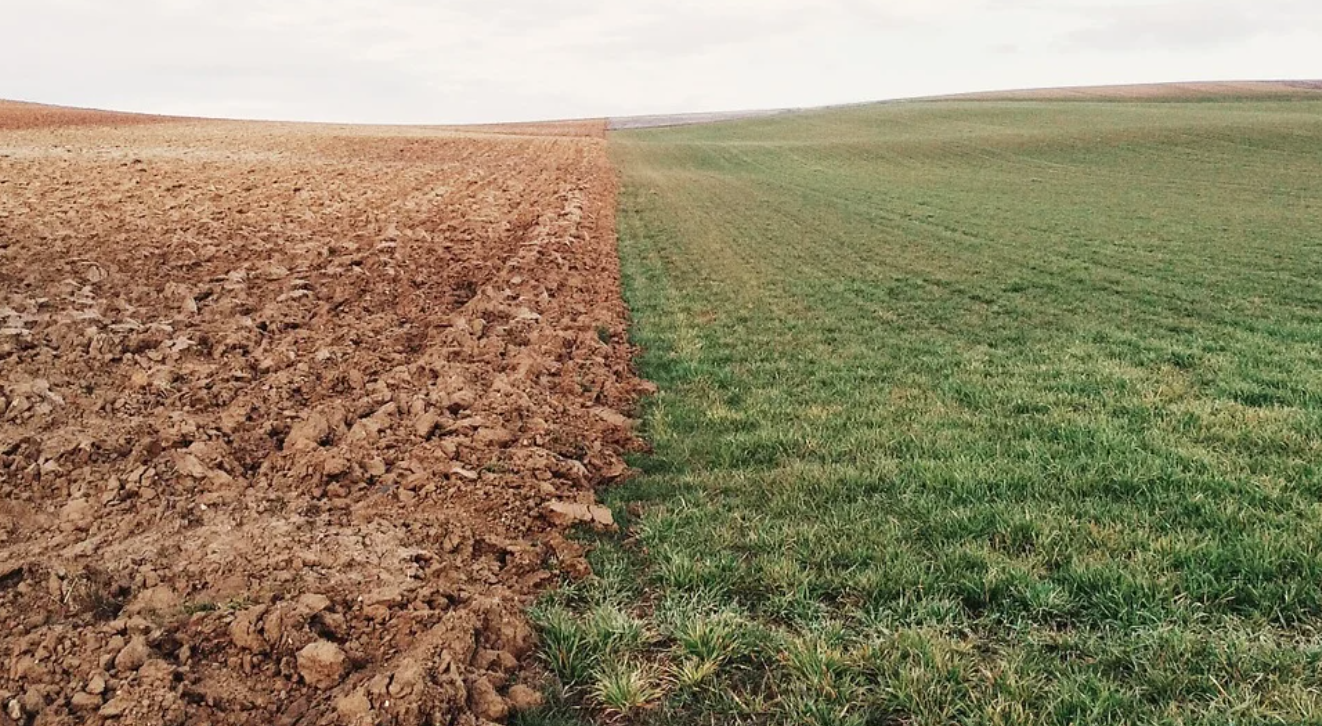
[527,100,1322,725]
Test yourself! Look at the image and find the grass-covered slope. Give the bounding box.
[529,99,1322,725]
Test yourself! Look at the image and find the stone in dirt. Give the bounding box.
[228,605,269,653]
[335,692,371,720]
[99,696,130,718]
[414,411,441,439]
[113,635,151,673]
[70,691,102,711]
[543,500,616,529]
[286,412,331,450]
[323,455,351,478]
[296,593,332,614]
[297,640,349,689]
[592,406,633,430]
[543,500,591,526]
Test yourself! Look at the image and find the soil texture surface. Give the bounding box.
[0,101,641,725]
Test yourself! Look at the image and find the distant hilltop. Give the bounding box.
[920,79,1322,102]
[608,80,1322,130]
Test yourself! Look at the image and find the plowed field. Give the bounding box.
[0,103,642,725]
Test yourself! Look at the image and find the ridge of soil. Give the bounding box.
[0,109,641,725]
[0,101,178,131]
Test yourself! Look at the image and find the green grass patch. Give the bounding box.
[527,99,1322,725]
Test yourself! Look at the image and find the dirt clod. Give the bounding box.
[298,641,349,690]
[469,676,509,722]
[506,684,545,712]
[113,636,151,673]
[70,691,103,711]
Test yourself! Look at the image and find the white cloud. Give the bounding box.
[1,0,1318,123]
[1065,0,1315,51]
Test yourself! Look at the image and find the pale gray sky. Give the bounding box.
[3,0,1319,124]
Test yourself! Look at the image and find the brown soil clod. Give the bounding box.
[0,104,642,724]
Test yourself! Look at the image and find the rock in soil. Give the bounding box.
[298,641,349,690]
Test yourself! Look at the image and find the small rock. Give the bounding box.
[113,635,151,673]
[592,407,633,430]
[297,640,348,689]
[99,696,130,718]
[335,692,371,720]
[296,593,332,614]
[70,691,102,712]
[447,389,475,412]
[175,453,211,480]
[589,505,615,528]
[413,411,440,439]
[286,413,330,451]
[543,500,590,527]
[86,674,107,695]
[20,688,43,715]
[473,427,515,446]
[543,500,616,529]
[600,456,629,480]
[228,604,269,653]
[323,455,350,478]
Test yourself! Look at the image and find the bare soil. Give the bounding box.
[0,101,176,132]
[0,102,642,725]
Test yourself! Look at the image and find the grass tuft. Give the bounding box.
[592,660,662,716]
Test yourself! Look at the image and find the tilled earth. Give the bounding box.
[0,103,643,725]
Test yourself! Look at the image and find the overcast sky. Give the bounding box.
[3,0,1319,124]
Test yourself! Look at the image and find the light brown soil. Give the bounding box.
[0,101,177,131]
[0,103,642,725]
[463,121,607,139]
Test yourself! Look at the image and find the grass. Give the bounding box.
[524,99,1322,725]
